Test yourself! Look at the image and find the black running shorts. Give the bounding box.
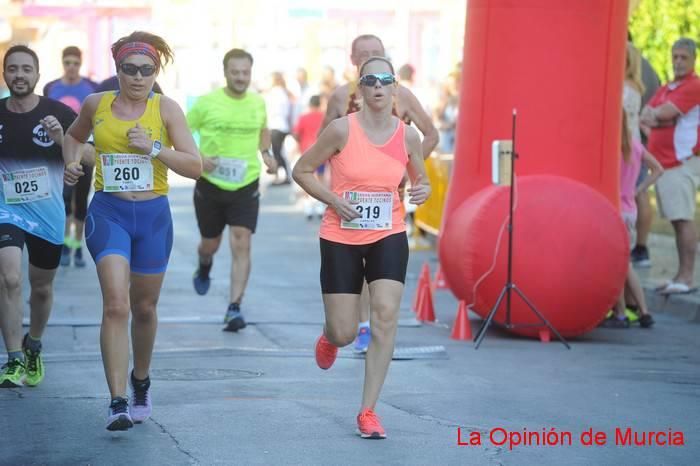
[194,178,260,238]
[0,223,63,270]
[320,232,409,294]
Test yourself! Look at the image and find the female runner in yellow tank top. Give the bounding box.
[293,57,431,439]
[63,31,201,431]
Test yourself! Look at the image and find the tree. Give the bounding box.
[629,0,700,82]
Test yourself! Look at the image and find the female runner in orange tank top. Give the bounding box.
[293,57,431,439]
[320,35,439,353]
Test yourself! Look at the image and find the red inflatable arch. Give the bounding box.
[439,0,631,338]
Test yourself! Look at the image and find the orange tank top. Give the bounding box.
[320,113,408,245]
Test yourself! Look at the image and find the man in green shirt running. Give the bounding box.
[187,48,276,331]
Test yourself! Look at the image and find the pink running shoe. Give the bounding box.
[315,334,338,370]
[357,408,386,439]
[106,397,134,431]
[129,371,152,423]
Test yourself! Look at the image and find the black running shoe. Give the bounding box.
[223,303,246,332]
[74,247,86,268]
[630,245,651,268]
[193,268,211,295]
[638,313,655,328]
[60,245,71,267]
[600,315,630,329]
[106,396,134,431]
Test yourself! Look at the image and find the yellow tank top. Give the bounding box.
[92,91,171,195]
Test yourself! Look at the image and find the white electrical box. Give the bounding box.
[491,140,513,186]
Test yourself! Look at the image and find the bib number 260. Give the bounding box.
[113,167,140,182]
[101,153,154,192]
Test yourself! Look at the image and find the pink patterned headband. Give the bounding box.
[115,42,159,68]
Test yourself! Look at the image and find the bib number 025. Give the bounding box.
[2,166,51,204]
[14,180,39,194]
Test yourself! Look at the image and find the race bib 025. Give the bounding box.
[2,167,51,204]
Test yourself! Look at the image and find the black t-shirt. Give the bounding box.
[0,96,76,165]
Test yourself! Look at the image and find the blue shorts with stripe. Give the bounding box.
[85,192,173,274]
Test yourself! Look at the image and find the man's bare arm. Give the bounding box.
[401,87,439,158]
[318,86,347,135]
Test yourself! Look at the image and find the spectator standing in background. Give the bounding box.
[43,46,97,268]
[293,95,326,219]
[266,72,294,186]
[434,70,460,154]
[640,38,700,295]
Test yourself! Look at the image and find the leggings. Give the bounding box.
[63,163,93,221]
[271,130,289,180]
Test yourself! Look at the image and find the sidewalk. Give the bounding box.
[635,233,700,323]
[1,178,698,465]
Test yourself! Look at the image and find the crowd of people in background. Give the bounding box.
[601,36,700,329]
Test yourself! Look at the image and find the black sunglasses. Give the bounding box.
[359,73,396,87]
[119,63,157,77]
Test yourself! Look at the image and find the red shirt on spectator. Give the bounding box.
[294,110,324,153]
[647,72,700,169]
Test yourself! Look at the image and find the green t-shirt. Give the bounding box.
[187,88,267,191]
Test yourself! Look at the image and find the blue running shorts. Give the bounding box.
[85,192,173,274]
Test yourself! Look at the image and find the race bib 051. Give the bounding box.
[212,158,248,184]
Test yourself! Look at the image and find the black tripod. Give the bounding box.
[473,110,571,350]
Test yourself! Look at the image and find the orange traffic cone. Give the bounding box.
[416,282,436,322]
[419,262,431,287]
[538,329,551,343]
[412,262,431,312]
[450,301,472,341]
[433,264,448,290]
